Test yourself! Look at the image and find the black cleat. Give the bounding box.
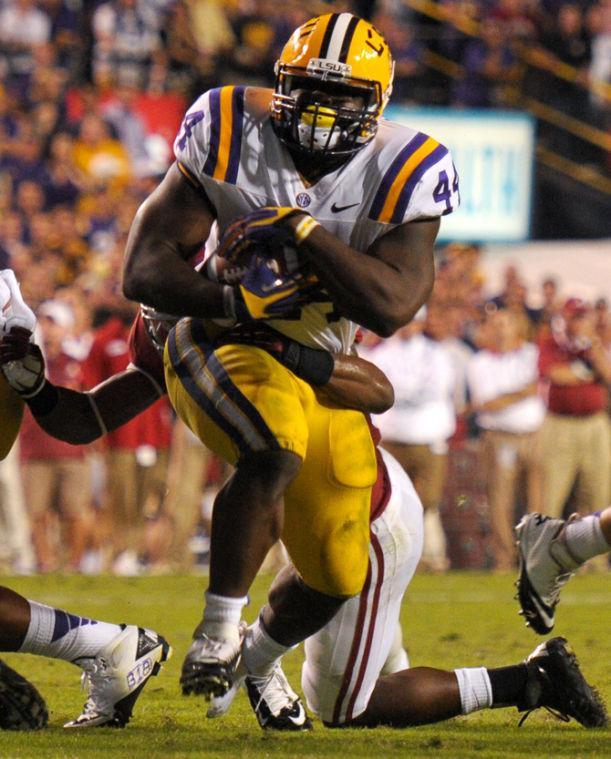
[519,637,608,727]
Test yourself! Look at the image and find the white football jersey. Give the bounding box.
[174,86,459,352]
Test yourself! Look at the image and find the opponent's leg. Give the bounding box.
[516,507,611,633]
[0,586,171,727]
[347,638,607,728]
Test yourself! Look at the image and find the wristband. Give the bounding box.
[294,216,320,246]
[23,380,59,416]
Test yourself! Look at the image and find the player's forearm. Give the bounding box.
[297,229,419,334]
[290,218,435,336]
[27,385,105,444]
[320,354,394,414]
[122,163,225,318]
[123,223,224,318]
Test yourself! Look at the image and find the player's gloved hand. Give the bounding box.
[237,252,317,320]
[0,340,46,398]
[0,660,48,731]
[215,323,334,386]
[0,270,37,335]
[218,206,307,264]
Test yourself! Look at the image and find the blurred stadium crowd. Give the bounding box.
[0,0,610,576]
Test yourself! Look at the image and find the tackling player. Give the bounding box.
[209,449,607,731]
[121,12,459,698]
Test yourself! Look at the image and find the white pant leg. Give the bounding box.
[302,448,423,724]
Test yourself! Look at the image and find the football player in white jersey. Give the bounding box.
[210,448,607,731]
[121,12,459,702]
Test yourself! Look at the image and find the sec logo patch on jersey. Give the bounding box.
[296,193,311,208]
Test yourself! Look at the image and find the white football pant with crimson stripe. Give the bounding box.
[301,447,424,724]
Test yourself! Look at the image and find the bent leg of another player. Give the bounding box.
[515,507,611,634]
[209,448,421,730]
[0,586,170,728]
[347,638,608,728]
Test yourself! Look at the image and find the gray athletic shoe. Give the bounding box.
[515,513,580,634]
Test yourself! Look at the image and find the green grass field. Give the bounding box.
[1,571,609,758]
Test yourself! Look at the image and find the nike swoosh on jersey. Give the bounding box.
[331,202,359,213]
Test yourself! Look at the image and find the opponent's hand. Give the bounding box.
[0,340,46,398]
[218,206,307,264]
[0,660,48,731]
[237,252,317,320]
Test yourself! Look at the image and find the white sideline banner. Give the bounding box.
[386,107,535,243]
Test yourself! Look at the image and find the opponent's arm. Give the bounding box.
[213,325,394,414]
[29,370,162,445]
[287,215,438,337]
[122,163,227,318]
[1,333,161,444]
[317,354,394,414]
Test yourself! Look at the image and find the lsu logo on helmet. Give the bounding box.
[271,13,394,161]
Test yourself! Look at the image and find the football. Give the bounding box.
[202,237,312,289]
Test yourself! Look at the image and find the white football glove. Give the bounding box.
[0,270,37,335]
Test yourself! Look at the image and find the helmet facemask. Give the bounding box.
[272,65,381,163]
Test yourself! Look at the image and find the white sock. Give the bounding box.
[454,667,493,714]
[242,618,294,677]
[200,591,248,643]
[19,601,122,663]
[562,514,611,564]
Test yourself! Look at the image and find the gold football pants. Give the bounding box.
[164,318,376,597]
